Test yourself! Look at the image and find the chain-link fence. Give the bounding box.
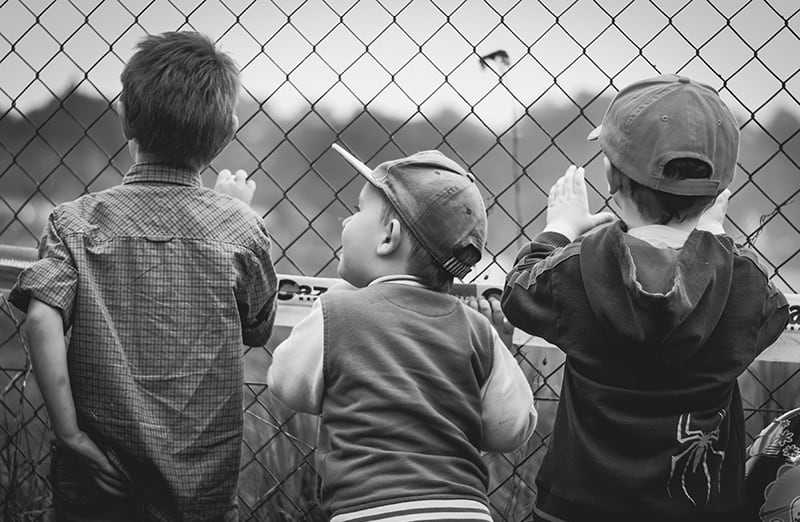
[2,0,799,520]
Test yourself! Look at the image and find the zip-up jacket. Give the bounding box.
[502,222,788,521]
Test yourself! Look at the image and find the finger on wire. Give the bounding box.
[716,188,731,206]
[573,166,587,196]
[218,169,233,180]
[233,169,248,183]
[560,166,576,196]
[477,296,492,320]
[551,176,565,201]
[488,296,504,324]
[564,165,578,196]
[590,211,617,228]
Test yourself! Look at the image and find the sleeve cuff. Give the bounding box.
[9,258,77,325]
[533,231,572,248]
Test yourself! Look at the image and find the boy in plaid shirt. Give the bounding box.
[11,32,277,521]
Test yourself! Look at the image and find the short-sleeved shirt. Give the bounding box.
[10,163,277,521]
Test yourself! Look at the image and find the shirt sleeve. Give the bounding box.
[736,246,790,355]
[9,211,78,328]
[237,221,278,347]
[266,298,325,415]
[501,231,571,341]
[755,274,790,354]
[480,328,537,453]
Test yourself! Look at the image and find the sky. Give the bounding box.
[0,0,798,129]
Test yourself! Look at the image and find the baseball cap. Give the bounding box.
[332,144,487,280]
[588,74,739,196]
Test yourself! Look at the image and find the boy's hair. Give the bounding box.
[589,74,739,198]
[334,148,486,286]
[378,200,456,292]
[613,158,716,224]
[120,32,240,169]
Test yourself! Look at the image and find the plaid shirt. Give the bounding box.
[10,163,277,521]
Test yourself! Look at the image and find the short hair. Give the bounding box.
[379,197,454,293]
[120,32,240,169]
[615,158,717,225]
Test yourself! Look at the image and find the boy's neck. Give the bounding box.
[362,266,414,288]
[134,151,164,165]
[129,142,200,171]
[625,214,699,233]
[618,198,699,232]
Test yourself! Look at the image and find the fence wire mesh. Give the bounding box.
[1,0,799,520]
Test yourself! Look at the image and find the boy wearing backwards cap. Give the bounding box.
[502,74,789,521]
[268,148,537,521]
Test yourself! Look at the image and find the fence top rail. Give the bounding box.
[2,245,798,363]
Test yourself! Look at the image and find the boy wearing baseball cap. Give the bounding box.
[268,148,537,521]
[502,74,788,521]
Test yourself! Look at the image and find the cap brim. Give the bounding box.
[587,125,602,141]
[331,143,378,185]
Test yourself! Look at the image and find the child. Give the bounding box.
[267,148,537,521]
[10,32,278,521]
[501,74,789,521]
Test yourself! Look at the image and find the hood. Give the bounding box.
[580,222,734,364]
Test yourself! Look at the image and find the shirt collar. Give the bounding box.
[368,274,428,288]
[122,163,202,187]
[627,224,691,248]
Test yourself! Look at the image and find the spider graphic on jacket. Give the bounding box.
[667,409,727,505]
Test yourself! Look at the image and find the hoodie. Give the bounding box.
[502,221,788,522]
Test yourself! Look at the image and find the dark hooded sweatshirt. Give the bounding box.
[502,222,788,522]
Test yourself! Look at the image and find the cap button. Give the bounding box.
[678,76,691,84]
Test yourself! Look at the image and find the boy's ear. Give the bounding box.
[116,100,134,140]
[216,113,239,154]
[376,218,403,257]
[222,114,239,147]
[604,156,621,195]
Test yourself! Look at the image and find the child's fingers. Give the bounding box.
[487,297,508,332]
[548,179,561,203]
[551,173,567,201]
[477,296,492,319]
[589,211,616,228]
[92,466,131,496]
[562,165,577,195]
[233,169,248,183]
[573,166,587,196]
[716,188,731,207]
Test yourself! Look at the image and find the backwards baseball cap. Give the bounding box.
[588,74,739,196]
[332,144,487,280]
